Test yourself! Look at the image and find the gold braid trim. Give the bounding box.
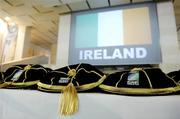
[37,75,106,92]
[51,71,68,75]
[4,69,19,82]
[130,68,153,88]
[76,75,106,91]
[0,83,9,88]
[37,82,65,90]
[38,86,63,92]
[115,72,128,87]
[1,65,47,88]
[165,74,179,85]
[99,84,179,95]
[76,68,103,77]
[2,80,39,88]
[30,67,48,73]
[11,65,24,69]
[174,85,180,91]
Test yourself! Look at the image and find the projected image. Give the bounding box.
[69,3,161,65]
[75,7,151,48]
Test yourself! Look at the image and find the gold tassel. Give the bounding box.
[59,82,79,116]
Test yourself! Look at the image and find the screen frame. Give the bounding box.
[68,2,161,66]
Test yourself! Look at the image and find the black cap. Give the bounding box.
[167,70,180,84]
[0,72,4,85]
[2,64,47,89]
[99,68,179,95]
[38,63,106,92]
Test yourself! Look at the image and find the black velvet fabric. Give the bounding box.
[102,68,177,89]
[39,63,105,92]
[0,72,4,84]
[144,68,177,88]
[167,70,180,84]
[3,64,47,88]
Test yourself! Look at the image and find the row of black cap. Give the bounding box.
[1,63,180,116]
[0,63,180,95]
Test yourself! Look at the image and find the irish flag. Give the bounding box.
[74,7,152,48]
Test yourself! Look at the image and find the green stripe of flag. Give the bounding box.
[75,13,98,48]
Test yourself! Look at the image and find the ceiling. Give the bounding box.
[0,0,178,49]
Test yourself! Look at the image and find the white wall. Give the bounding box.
[14,26,50,62]
[157,1,180,73]
[29,43,50,57]
[14,25,28,60]
[50,43,57,64]
[0,18,8,63]
[177,30,180,49]
[56,14,71,67]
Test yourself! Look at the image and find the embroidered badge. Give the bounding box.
[11,70,24,81]
[127,71,139,85]
[59,77,69,83]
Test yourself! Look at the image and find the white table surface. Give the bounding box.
[0,89,180,119]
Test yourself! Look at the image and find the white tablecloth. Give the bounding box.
[0,89,180,119]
